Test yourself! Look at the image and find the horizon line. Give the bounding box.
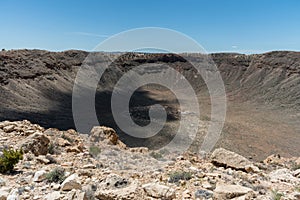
[2,48,300,56]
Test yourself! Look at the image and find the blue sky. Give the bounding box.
[1,0,300,53]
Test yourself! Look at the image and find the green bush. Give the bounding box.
[45,167,66,183]
[48,142,60,155]
[89,146,101,158]
[272,190,284,200]
[0,148,23,173]
[150,149,170,160]
[292,163,300,171]
[168,171,192,183]
[149,151,163,160]
[48,142,55,154]
[61,133,73,143]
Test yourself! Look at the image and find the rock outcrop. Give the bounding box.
[213,183,254,199]
[20,132,50,156]
[210,148,253,171]
[90,126,126,148]
[142,182,175,199]
[61,174,82,191]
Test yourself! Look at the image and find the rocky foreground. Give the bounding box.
[0,120,299,200]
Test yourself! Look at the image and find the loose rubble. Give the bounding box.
[0,120,299,199]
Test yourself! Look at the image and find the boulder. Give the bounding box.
[211,148,252,171]
[195,189,213,199]
[3,125,15,133]
[95,174,140,200]
[7,189,19,200]
[33,170,47,182]
[36,155,50,164]
[51,183,61,191]
[65,146,82,153]
[0,187,10,200]
[65,190,76,199]
[82,164,96,169]
[61,174,82,191]
[56,137,71,147]
[95,181,140,200]
[102,174,129,189]
[213,183,253,199]
[0,192,8,200]
[46,191,61,200]
[269,168,299,184]
[89,126,119,145]
[20,132,50,156]
[245,164,260,173]
[263,154,284,166]
[142,182,175,199]
[75,191,88,200]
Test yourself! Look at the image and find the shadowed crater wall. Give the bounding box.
[0,49,299,159]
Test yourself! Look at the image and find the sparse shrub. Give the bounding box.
[253,185,266,192]
[200,115,210,121]
[158,148,170,155]
[0,148,23,173]
[168,171,192,183]
[45,167,66,183]
[89,146,101,158]
[48,142,60,155]
[292,163,300,171]
[48,142,55,154]
[150,149,169,160]
[149,151,163,160]
[61,133,73,143]
[272,190,284,200]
